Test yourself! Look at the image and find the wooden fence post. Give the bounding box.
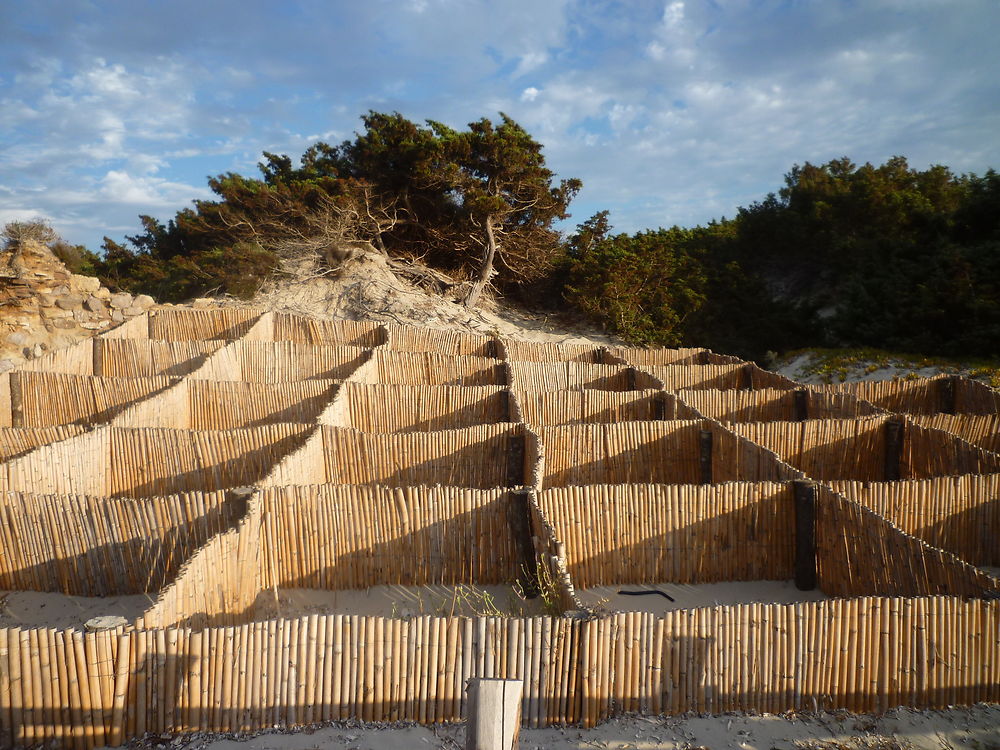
[793,480,817,590]
[884,418,904,481]
[465,679,522,750]
[699,430,713,485]
[793,389,809,422]
[509,489,540,599]
[9,372,23,427]
[938,376,957,415]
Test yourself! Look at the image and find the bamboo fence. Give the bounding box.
[830,474,1000,567]
[336,383,508,433]
[1,596,998,749]
[1,425,313,498]
[514,389,696,425]
[536,483,796,588]
[811,376,1000,416]
[538,421,799,488]
[147,308,263,341]
[373,350,505,386]
[910,414,1000,454]
[500,339,606,363]
[272,314,386,347]
[3,308,1000,747]
[729,416,1000,481]
[256,485,522,589]
[190,341,369,382]
[604,346,721,366]
[643,364,798,391]
[506,361,658,392]
[0,426,86,463]
[814,484,998,599]
[382,323,495,357]
[0,489,240,595]
[678,388,881,423]
[2,372,175,428]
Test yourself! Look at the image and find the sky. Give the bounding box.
[1,0,999,252]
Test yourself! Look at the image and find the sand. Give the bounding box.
[253,583,553,620]
[0,589,152,630]
[576,579,829,615]
[144,703,1000,749]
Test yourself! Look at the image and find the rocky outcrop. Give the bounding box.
[0,240,155,372]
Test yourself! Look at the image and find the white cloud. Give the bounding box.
[521,87,540,102]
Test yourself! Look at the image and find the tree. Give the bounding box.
[437,114,581,306]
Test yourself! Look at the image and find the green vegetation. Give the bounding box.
[783,347,1000,387]
[79,111,998,365]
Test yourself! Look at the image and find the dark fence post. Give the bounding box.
[938,376,957,415]
[793,389,809,421]
[741,364,754,390]
[884,418,904,481]
[506,430,526,488]
[793,480,818,590]
[9,372,23,428]
[509,489,540,598]
[699,429,713,484]
[654,392,671,420]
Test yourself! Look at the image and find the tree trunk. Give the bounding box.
[463,213,497,307]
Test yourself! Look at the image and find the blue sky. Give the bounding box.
[2,0,998,251]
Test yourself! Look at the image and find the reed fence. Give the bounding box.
[191,341,368,383]
[0,489,240,596]
[830,474,1000,567]
[677,388,881,423]
[514,389,698,425]
[814,376,1000,416]
[536,483,796,588]
[2,596,998,749]
[500,340,606,363]
[0,426,86,463]
[814,484,998,599]
[1,425,312,498]
[147,308,262,341]
[538,421,800,488]
[383,323,495,357]
[271,314,386,348]
[730,416,1000,481]
[605,346,721,366]
[336,383,508,433]
[642,364,797,391]
[2,373,175,428]
[256,485,522,590]
[507,361,658,392]
[4,309,1000,748]
[373,350,505,386]
[909,413,1000,455]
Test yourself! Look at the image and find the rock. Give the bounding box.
[84,615,129,632]
[192,297,214,309]
[124,305,145,317]
[31,344,45,358]
[110,293,133,310]
[133,294,155,308]
[94,287,111,299]
[84,296,107,314]
[52,285,70,296]
[0,359,16,373]
[111,310,125,323]
[37,293,56,307]
[71,274,101,294]
[81,322,103,330]
[41,307,73,319]
[5,332,28,347]
[53,319,78,330]
[55,294,84,310]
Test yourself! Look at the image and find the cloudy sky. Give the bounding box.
[2,0,998,251]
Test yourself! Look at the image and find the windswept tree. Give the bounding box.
[434,114,581,306]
